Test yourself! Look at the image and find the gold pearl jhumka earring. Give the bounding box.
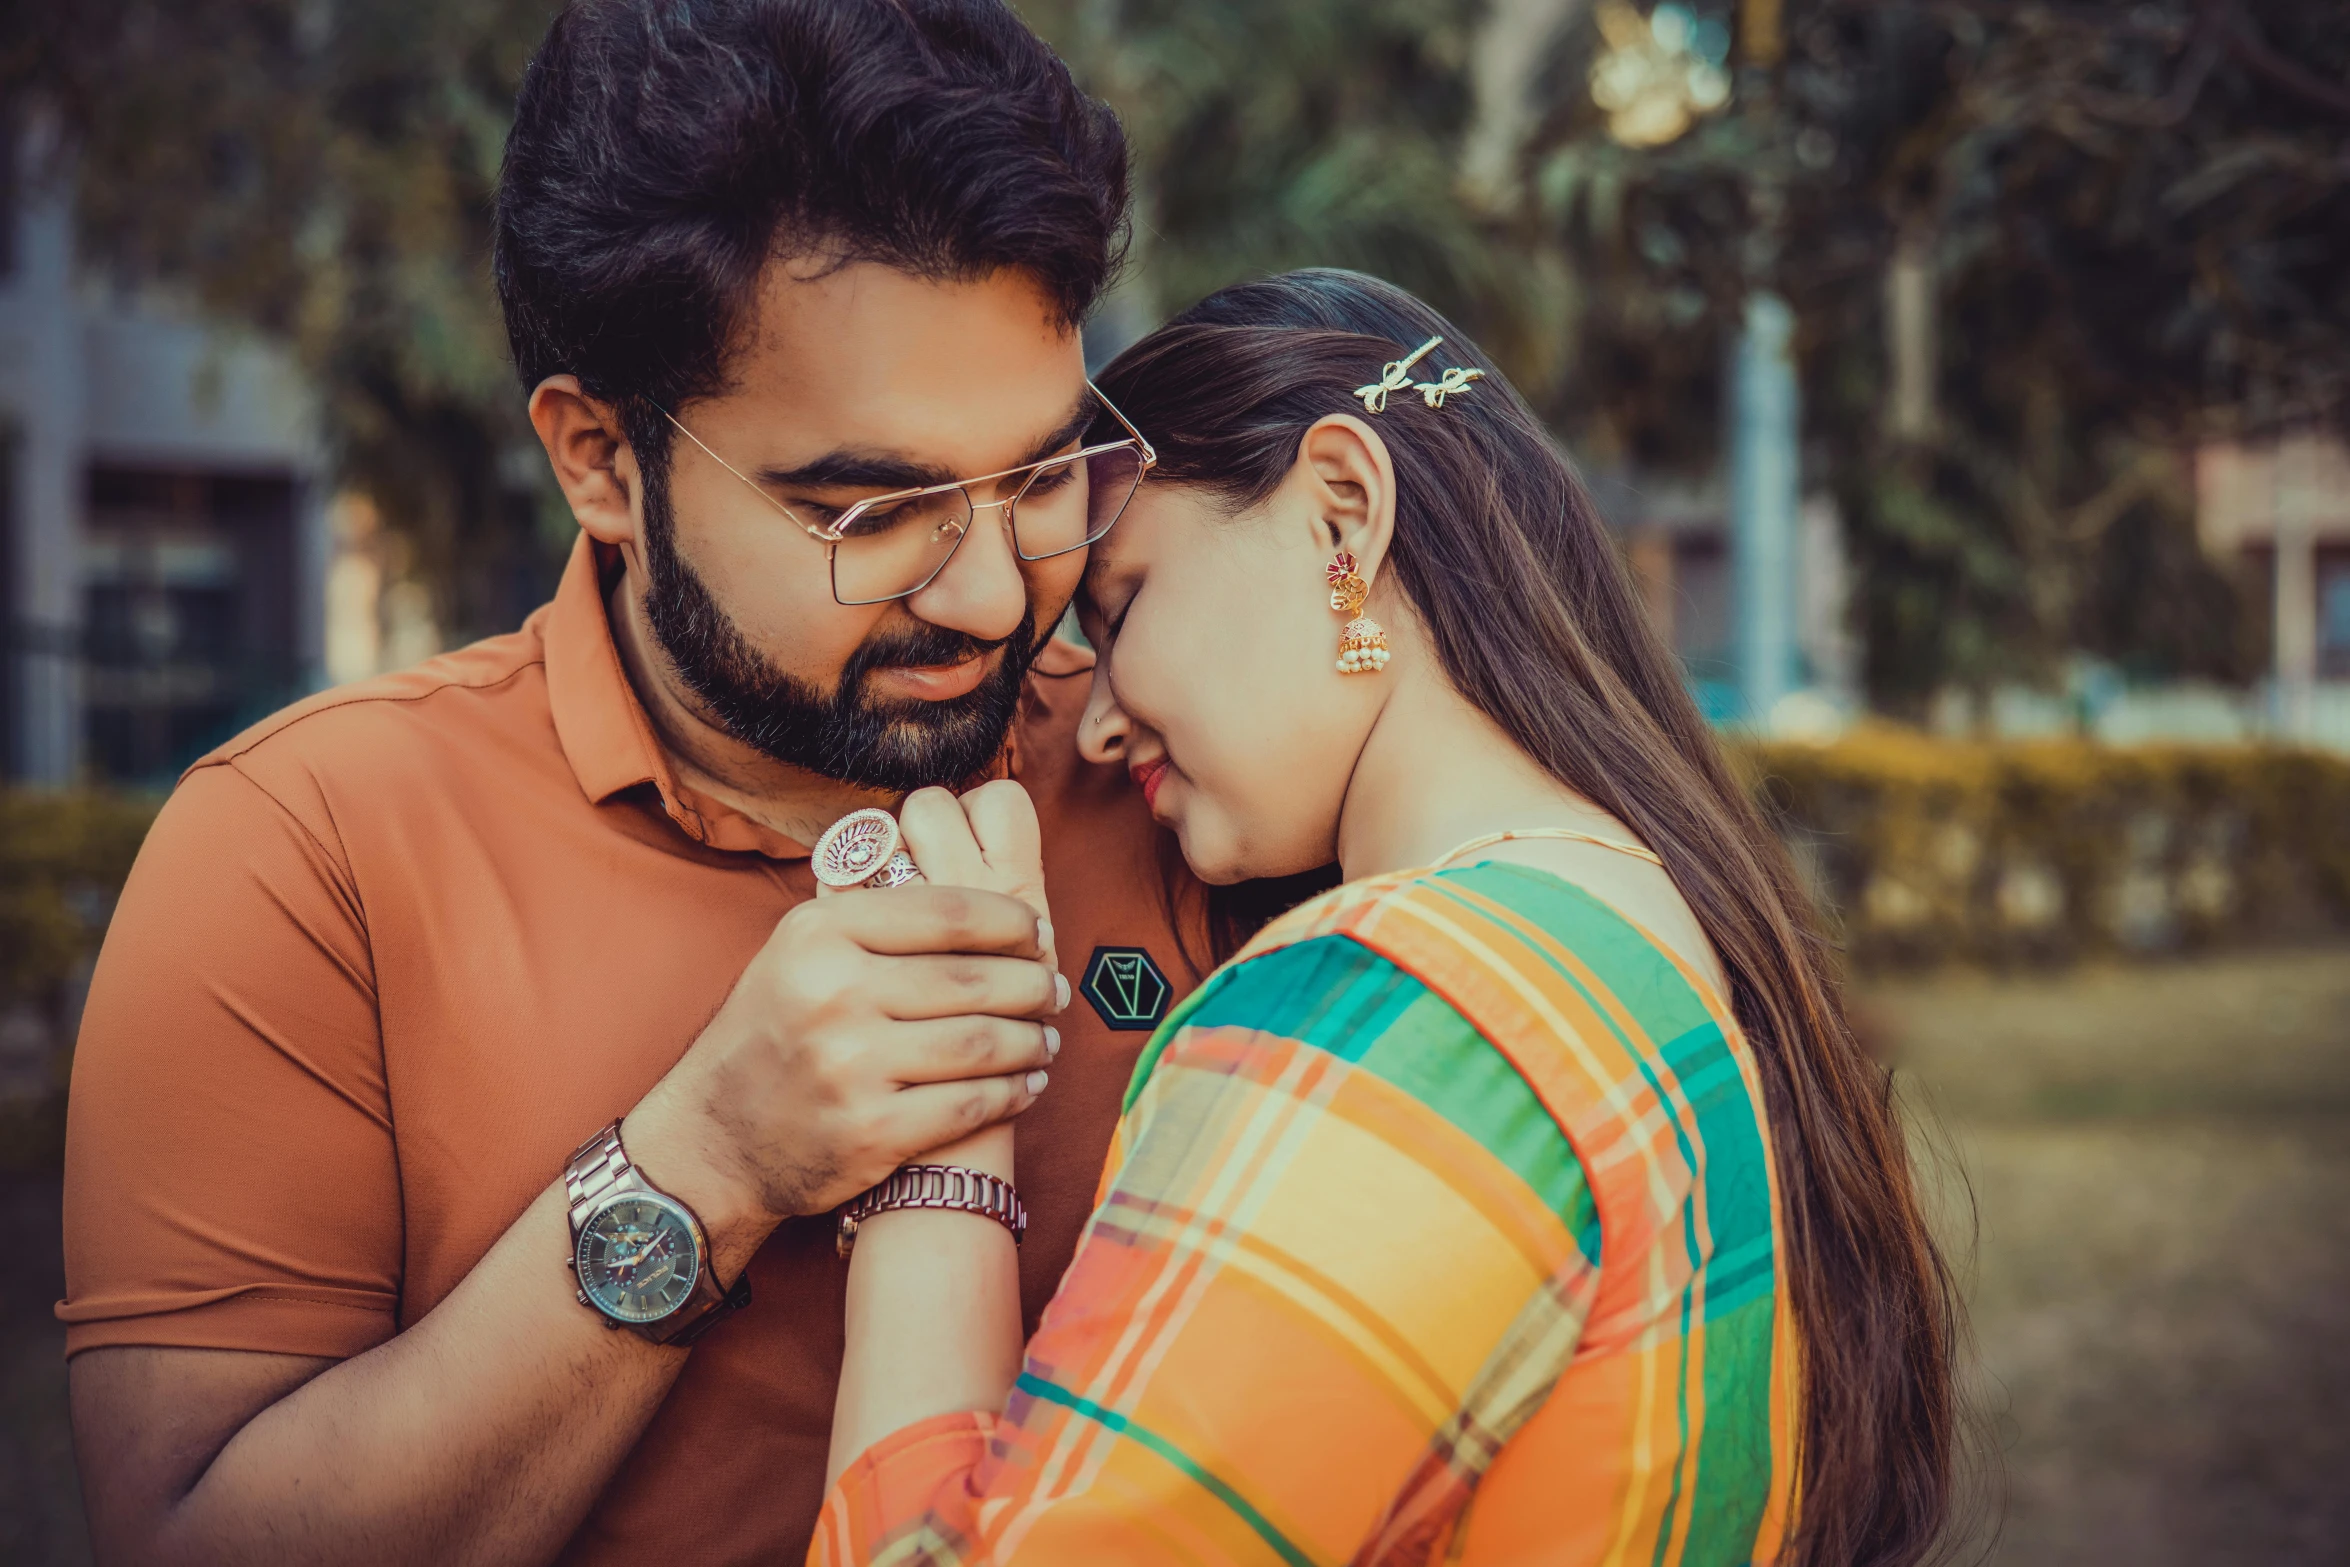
[1327,552,1389,675]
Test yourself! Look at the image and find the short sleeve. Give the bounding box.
[59,759,400,1360]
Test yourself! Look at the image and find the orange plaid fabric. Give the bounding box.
[811,862,1800,1565]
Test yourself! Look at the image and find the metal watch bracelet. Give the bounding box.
[563,1120,750,1345]
[836,1164,1027,1259]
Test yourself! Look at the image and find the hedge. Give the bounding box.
[1745,732,2350,969]
[0,789,157,1171]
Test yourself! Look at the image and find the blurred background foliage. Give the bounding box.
[0,790,149,1171]
[6,0,2348,696]
[3,0,559,640]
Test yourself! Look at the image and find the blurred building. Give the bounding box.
[2197,433,2350,687]
[0,138,330,787]
[1589,469,1859,732]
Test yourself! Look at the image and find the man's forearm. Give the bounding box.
[82,1179,764,1567]
[76,875,1058,1567]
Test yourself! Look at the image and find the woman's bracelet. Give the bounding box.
[835,1165,1027,1258]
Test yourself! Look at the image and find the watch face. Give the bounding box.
[575,1192,702,1324]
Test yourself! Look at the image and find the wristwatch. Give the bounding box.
[836,1164,1027,1259]
[563,1121,751,1345]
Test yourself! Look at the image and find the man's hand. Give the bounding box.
[624,848,1065,1265]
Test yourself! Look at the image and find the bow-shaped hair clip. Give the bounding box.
[1414,366,1485,408]
[1353,336,1445,414]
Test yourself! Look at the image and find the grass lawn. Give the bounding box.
[1875,946,2350,1565]
[3,944,2345,1563]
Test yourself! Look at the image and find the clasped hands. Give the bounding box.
[621,780,1061,1276]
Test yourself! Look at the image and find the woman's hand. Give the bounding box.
[898,781,1056,951]
[883,781,1065,1178]
[822,781,1051,1488]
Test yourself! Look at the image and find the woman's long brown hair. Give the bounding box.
[1095,270,1962,1566]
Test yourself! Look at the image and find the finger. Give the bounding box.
[823,884,1045,958]
[882,952,1067,1022]
[899,787,990,888]
[880,1016,1058,1087]
[880,1071,1049,1154]
[960,780,1049,923]
[961,779,1040,862]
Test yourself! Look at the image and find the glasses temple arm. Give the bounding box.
[1086,380,1157,467]
[655,405,840,543]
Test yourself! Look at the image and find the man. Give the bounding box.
[60,3,1204,1563]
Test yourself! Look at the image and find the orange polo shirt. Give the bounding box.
[60,535,1207,1565]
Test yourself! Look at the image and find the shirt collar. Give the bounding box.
[542,534,811,860]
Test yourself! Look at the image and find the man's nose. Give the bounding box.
[905,502,1028,644]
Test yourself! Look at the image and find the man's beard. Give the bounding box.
[639,460,1044,793]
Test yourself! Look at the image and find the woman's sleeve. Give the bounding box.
[809,934,1601,1566]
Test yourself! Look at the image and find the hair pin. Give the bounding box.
[1353,336,1445,414]
[1415,365,1484,408]
[1352,336,1483,414]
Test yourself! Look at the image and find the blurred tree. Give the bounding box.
[13,0,2344,705]
[1513,0,2350,710]
[2,0,567,644]
[1024,0,1570,387]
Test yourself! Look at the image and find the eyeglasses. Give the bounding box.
[659,382,1156,607]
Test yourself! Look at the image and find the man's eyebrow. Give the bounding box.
[753,393,1099,494]
[753,451,953,492]
[1016,395,1101,469]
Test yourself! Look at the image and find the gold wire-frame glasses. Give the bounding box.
[659,382,1157,606]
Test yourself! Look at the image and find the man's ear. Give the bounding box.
[1294,413,1398,580]
[528,376,641,548]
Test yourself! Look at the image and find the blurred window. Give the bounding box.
[1,426,15,775]
[2321,552,2350,678]
[0,126,14,282]
[82,466,302,783]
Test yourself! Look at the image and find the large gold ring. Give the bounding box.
[812,808,903,889]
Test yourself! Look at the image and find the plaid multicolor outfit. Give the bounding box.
[811,862,1801,1565]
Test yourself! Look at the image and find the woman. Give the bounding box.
[810,271,1960,1566]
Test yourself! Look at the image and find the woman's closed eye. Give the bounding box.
[1078,567,1138,646]
[1089,585,1137,647]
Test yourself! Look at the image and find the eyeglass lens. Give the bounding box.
[830,444,1147,605]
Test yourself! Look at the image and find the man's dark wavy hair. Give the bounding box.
[494,0,1129,464]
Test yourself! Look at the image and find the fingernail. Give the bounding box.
[1037,917,1055,953]
[1026,1069,1051,1095]
[1044,1025,1061,1060]
[1053,973,1071,1011]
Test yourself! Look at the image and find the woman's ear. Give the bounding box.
[528,376,641,547]
[1294,413,1398,579]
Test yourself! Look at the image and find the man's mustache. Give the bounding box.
[853,626,1007,673]
[838,618,1043,703]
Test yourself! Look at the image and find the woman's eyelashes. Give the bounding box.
[1084,579,1137,644]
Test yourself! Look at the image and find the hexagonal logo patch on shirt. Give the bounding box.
[1080,946,1172,1032]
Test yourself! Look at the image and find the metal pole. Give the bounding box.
[1731,291,1800,726]
[2273,429,2317,742]
[8,124,85,784]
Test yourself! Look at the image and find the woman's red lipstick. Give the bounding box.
[1130,757,1171,811]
